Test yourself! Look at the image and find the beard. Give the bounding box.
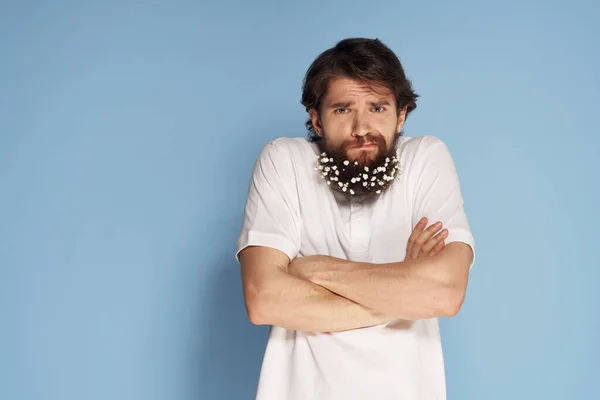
[315,131,402,198]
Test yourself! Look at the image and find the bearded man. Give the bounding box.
[236,37,476,400]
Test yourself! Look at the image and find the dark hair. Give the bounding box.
[301,38,419,141]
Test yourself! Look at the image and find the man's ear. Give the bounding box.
[396,105,408,133]
[308,108,324,137]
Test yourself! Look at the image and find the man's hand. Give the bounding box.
[405,217,447,260]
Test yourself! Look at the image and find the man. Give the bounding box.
[235,37,475,400]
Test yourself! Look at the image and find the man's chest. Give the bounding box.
[296,188,413,263]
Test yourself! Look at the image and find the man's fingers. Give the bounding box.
[410,221,443,258]
[429,239,446,256]
[406,217,427,255]
[422,229,448,254]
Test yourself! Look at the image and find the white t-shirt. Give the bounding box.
[236,134,476,400]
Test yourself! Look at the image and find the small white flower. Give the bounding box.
[321,157,329,163]
[378,181,384,186]
[364,166,369,172]
[327,181,331,185]
[342,187,347,192]
[332,165,337,170]
[343,160,350,166]
[335,170,339,176]
[363,182,368,187]
[376,190,382,194]
[354,161,358,165]
[371,182,375,187]
[338,182,343,187]
[322,152,327,156]
[350,189,355,195]
[371,176,376,181]
[325,166,330,172]
[362,174,368,180]
[329,158,334,162]
[351,178,356,183]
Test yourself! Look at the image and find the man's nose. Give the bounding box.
[351,112,371,137]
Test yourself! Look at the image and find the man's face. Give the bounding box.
[309,76,407,169]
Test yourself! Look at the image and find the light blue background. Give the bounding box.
[1,1,598,399]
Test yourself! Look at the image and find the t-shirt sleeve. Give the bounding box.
[409,136,476,269]
[235,142,302,263]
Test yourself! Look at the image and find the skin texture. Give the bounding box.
[286,241,473,321]
[239,245,393,333]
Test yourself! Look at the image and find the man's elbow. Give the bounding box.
[243,288,273,326]
[440,286,467,317]
[247,308,266,326]
[244,295,265,325]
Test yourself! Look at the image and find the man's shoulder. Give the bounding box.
[258,136,316,164]
[396,135,453,181]
[398,134,448,156]
[253,136,315,178]
[268,136,314,154]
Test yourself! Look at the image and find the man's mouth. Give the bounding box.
[350,142,377,149]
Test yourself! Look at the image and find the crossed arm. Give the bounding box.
[239,137,474,333]
[239,240,473,333]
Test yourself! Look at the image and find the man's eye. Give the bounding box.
[374,106,385,113]
[335,108,347,114]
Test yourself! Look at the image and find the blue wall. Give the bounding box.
[1,1,598,399]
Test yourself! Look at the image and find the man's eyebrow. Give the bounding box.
[373,100,391,106]
[327,101,353,109]
[326,100,391,109]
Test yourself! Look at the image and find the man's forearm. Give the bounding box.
[299,245,470,320]
[315,258,458,320]
[249,270,393,333]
